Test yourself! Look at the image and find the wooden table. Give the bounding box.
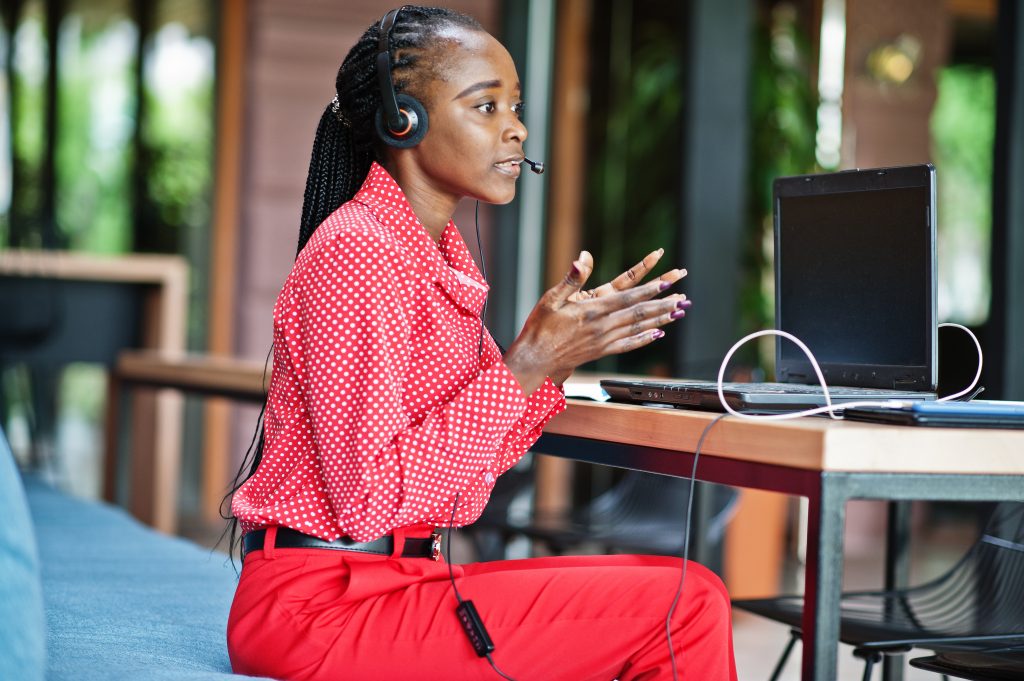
[108,352,268,531]
[0,250,188,533]
[535,400,1024,680]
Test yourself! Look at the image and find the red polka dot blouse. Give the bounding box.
[232,163,566,542]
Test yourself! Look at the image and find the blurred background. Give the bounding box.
[0,2,1021,675]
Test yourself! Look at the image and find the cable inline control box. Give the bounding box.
[456,600,495,657]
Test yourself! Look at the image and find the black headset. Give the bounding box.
[375,7,429,148]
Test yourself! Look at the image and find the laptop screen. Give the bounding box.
[774,165,937,391]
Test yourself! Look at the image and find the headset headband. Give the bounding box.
[376,8,406,133]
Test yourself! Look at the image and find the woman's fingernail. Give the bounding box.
[676,299,692,309]
[679,268,688,277]
[571,262,581,277]
[670,309,687,320]
[659,281,672,291]
[657,248,664,256]
[652,329,666,339]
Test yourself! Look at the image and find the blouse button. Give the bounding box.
[484,471,495,485]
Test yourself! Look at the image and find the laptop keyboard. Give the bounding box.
[731,382,902,395]
[652,380,922,396]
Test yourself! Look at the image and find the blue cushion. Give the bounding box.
[0,425,47,681]
[24,477,272,680]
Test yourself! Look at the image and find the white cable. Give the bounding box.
[716,324,983,420]
[934,322,983,402]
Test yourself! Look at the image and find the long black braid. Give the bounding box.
[220,6,484,567]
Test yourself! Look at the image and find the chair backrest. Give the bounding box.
[581,471,740,539]
[972,503,1024,632]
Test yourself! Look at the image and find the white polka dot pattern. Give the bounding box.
[232,163,566,542]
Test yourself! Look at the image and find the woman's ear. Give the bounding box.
[375,93,429,148]
[374,7,429,148]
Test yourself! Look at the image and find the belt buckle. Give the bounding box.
[430,532,442,561]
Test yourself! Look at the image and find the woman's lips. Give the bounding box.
[494,159,522,177]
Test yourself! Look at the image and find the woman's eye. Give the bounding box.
[476,102,496,114]
[512,102,525,118]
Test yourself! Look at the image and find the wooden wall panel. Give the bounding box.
[238,0,500,359]
[229,1,499,474]
[843,0,952,168]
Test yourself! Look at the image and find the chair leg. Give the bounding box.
[854,649,882,681]
[768,630,800,681]
[862,657,875,681]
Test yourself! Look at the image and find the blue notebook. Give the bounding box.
[843,401,1024,428]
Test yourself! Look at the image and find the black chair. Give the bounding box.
[732,503,1024,681]
[910,645,1024,680]
[467,461,739,563]
[463,459,538,561]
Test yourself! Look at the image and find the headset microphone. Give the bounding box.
[523,157,545,175]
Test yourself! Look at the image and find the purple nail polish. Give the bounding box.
[676,299,692,310]
[652,329,665,339]
[659,281,672,291]
[670,309,686,319]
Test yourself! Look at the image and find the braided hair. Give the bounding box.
[221,6,484,566]
[295,5,484,255]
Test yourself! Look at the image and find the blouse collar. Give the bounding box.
[351,162,489,316]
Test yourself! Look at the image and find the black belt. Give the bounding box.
[242,527,442,561]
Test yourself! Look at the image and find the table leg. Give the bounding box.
[688,482,714,569]
[801,475,847,680]
[882,500,912,681]
[102,373,128,506]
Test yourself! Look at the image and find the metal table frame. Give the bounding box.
[536,431,1024,680]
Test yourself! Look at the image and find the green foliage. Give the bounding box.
[589,22,683,289]
[54,17,136,254]
[141,81,213,235]
[584,16,684,376]
[6,14,47,249]
[931,66,995,181]
[743,4,818,371]
[5,10,214,256]
[582,3,818,377]
[930,65,995,324]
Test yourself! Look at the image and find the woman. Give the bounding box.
[226,6,735,680]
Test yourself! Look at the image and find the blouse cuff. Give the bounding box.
[521,377,566,429]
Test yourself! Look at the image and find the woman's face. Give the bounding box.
[404,28,528,205]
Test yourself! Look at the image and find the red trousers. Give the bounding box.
[227,527,737,680]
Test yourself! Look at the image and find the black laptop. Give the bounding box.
[602,164,939,413]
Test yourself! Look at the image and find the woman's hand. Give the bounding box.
[569,248,686,303]
[504,250,691,393]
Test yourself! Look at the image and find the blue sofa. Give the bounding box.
[0,426,271,680]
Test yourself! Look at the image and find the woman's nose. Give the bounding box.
[505,113,527,143]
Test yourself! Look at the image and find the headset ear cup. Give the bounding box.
[375,93,429,148]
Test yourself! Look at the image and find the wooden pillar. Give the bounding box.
[129,264,188,533]
[674,0,752,377]
[3,0,25,247]
[201,0,249,522]
[724,489,789,598]
[533,0,592,520]
[39,0,63,250]
[544,0,591,286]
[990,0,1024,400]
